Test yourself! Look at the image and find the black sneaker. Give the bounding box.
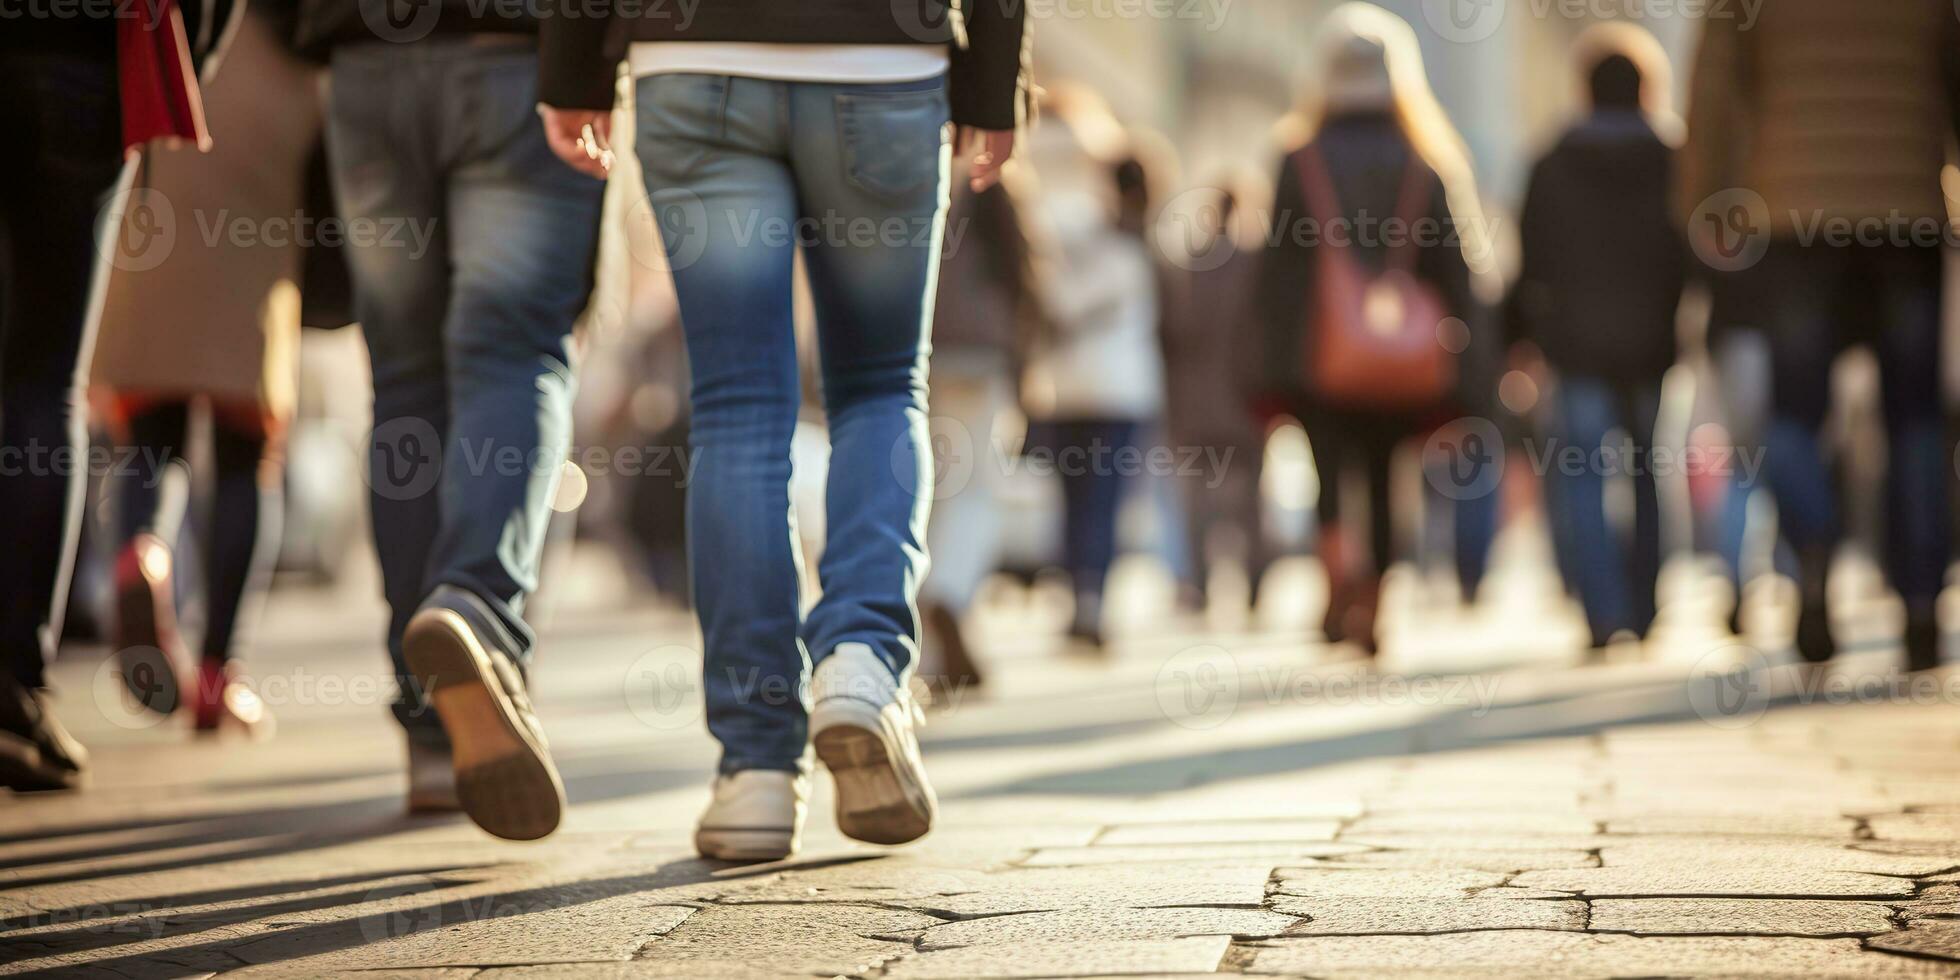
[402,586,563,840]
[0,676,88,792]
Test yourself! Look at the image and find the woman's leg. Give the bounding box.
[116,399,193,545]
[636,73,807,775]
[787,75,951,678]
[200,405,282,665]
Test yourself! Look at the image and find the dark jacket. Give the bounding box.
[1509,110,1685,386]
[536,0,1029,130]
[1253,112,1488,415]
[294,0,541,56]
[1162,242,1262,447]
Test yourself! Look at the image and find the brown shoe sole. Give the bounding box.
[403,608,563,841]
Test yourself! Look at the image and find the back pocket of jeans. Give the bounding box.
[836,87,949,201]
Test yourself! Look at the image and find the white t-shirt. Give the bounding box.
[628,43,948,83]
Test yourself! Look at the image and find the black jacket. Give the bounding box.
[1254,112,1490,415]
[536,0,1029,130]
[294,0,542,57]
[3,0,241,67]
[1508,110,1685,386]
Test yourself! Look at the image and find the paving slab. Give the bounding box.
[1017,842,1365,867]
[1870,920,1960,962]
[880,937,1232,979]
[1092,819,1341,845]
[902,907,1297,949]
[1275,896,1586,934]
[1271,867,1509,899]
[1510,867,1916,899]
[1588,899,1897,937]
[1244,931,1959,977]
[631,903,937,977]
[1332,848,1597,873]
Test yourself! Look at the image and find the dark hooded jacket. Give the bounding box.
[1508,108,1685,385]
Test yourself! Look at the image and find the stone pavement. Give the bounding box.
[8,557,1960,977]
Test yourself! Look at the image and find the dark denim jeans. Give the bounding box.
[325,40,603,741]
[1760,241,1947,610]
[634,72,948,775]
[0,52,126,686]
[1546,377,1662,645]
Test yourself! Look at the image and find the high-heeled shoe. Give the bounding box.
[190,659,275,738]
[114,533,190,717]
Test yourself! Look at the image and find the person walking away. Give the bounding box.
[1252,4,1492,657]
[1020,88,1167,650]
[1509,25,1686,653]
[919,165,1041,698]
[296,0,607,838]
[1161,181,1275,614]
[0,0,238,790]
[93,0,323,737]
[1680,0,1960,670]
[538,0,1028,860]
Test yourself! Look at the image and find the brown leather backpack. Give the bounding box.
[1295,143,1454,410]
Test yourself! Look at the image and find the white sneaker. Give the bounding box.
[809,643,936,845]
[695,770,807,861]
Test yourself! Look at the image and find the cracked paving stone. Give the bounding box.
[1603,813,1860,837]
[1341,812,1600,836]
[1871,813,1960,843]
[714,863,1275,917]
[227,891,699,969]
[880,937,1232,979]
[633,903,937,976]
[899,907,1297,949]
[1018,842,1365,867]
[1243,931,1960,977]
[1598,840,1960,877]
[1588,899,1897,937]
[481,964,812,979]
[1271,867,1509,899]
[1093,819,1341,845]
[1275,896,1585,934]
[1871,921,1960,962]
[1333,849,1597,873]
[1509,868,1915,899]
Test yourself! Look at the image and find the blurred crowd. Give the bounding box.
[2,0,1959,849]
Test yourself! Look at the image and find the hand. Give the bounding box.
[539,105,613,179]
[956,125,1014,193]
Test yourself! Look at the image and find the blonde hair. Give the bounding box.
[1288,2,1496,278]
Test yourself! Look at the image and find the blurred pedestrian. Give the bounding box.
[1161,178,1276,613]
[92,0,322,738]
[1508,24,1686,651]
[1021,89,1168,650]
[0,0,238,791]
[1680,0,1960,669]
[297,0,606,838]
[538,0,1028,860]
[1252,4,1491,656]
[919,164,1042,697]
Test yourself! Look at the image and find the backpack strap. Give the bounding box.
[1292,143,1342,228]
[1387,153,1434,273]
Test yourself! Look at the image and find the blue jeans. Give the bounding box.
[326,41,603,741]
[634,72,949,774]
[1760,242,1947,610]
[1548,377,1661,645]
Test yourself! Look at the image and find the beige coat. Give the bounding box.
[92,10,321,419]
